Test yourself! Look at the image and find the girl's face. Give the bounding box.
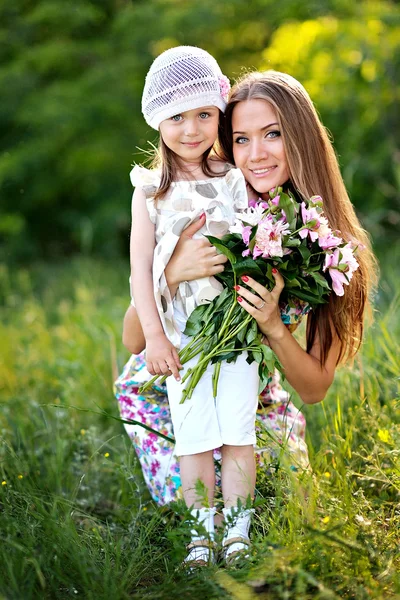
[231,99,290,197]
[159,106,220,166]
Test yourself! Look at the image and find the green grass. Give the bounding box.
[0,257,399,599]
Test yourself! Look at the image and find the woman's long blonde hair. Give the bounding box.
[219,70,378,366]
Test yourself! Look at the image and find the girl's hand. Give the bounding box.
[165,214,227,290]
[145,333,183,381]
[234,270,286,341]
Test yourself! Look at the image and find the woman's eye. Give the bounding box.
[266,130,280,139]
[171,114,182,122]
[234,136,248,144]
[199,112,210,119]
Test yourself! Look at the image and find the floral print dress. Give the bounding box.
[115,298,312,505]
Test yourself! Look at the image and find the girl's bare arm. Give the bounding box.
[130,186,181,379]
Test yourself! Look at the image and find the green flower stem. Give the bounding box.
[179,331,205,358]
[212,361,222,397]
[180,353,204,386]
[179,314,253,392]
[183,341,266,400]
[183,339,211,362]
[140,313,253,395]
[182,358,209,402]
[217,295,239,340]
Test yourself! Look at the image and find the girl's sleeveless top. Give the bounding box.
[130,165,248,348]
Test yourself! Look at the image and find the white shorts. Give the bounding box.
[166,348,259,457]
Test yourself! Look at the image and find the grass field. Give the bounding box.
[0,257,399,599]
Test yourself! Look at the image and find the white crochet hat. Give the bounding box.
[142,46,231,130]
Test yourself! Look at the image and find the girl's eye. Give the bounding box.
[171,114,182,122]
[234,136,248,144]
[199,112,210,119]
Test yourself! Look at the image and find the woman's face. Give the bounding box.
[231,99,290,197]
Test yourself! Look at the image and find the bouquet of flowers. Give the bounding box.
[140,187,360,401]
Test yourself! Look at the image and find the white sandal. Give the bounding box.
[183,539,216,570]
[222,536,250,566]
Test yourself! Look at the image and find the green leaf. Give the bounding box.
[245,319,259,345]
[203,333,218,354]
[310,271,330,290]
[278,191,296,225]
[183,303,208,336]
[284,278,302,288]
[252,349,263,364]
[288,289,328,304]
[232,258,265,280]
[206,235,237,264]
[237,322,248,344]
[210,286,233,313]
[213,350,237,363]
[298,243,311,261]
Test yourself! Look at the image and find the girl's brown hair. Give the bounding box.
[219,70,378,366]
[151,113,227,201]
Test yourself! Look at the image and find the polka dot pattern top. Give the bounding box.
[130,165,248,348]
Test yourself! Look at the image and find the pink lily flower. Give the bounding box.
[242,226,252,246]
[323,245,359,295]
[253,216,290,258]
[299,202,321,242]
[319,232,343,249]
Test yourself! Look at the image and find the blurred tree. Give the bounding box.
[0,0,398,261]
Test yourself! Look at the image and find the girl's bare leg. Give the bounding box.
[180,451,216,567]
[220,444,255,563]
[220,444,255,506]
[180,450,215,507]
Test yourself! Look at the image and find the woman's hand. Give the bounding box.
[165,214,227,296]
[234,270,286,342]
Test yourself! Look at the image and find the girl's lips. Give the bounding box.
[183,141,202,147]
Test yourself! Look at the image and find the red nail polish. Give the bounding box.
[233,285,240,291]
[272,268,277,274]
[199,212,206,219]
[241,276,249,282]
[237,296,243,302]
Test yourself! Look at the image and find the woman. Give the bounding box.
[115,70,376,507]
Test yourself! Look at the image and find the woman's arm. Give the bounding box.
[122,305,145,355]
[122,215,227,354]
[235,272,341,404]
[130,187,181,379]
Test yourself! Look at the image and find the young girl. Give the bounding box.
[129,46,260,567]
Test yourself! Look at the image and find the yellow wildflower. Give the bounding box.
[104,452,110,458]
[378,429,393,444]
[322,516,330,524]
[18,475,23,479]
[80,429,86,436]
[1,481,6,486]
[324,472,331,478]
